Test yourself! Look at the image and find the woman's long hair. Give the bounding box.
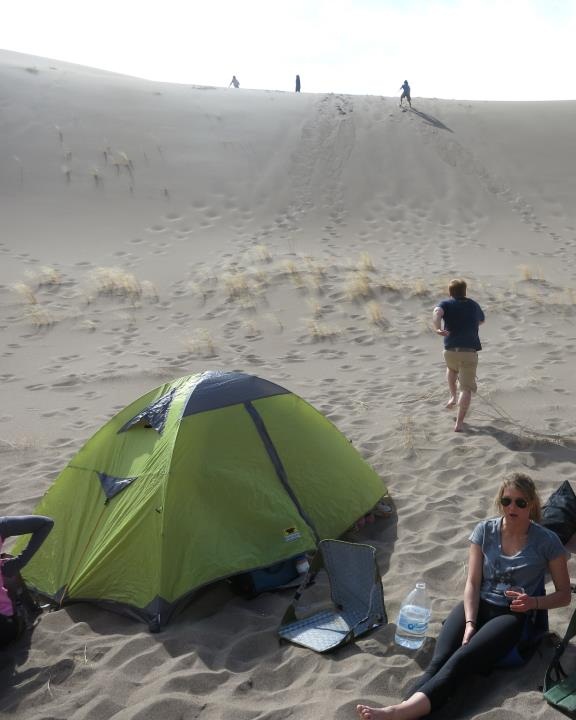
[494,472,542,523]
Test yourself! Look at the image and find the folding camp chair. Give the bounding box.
[278,539,387,653]
[543,605,576,718]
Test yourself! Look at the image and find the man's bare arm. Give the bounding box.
[432,306,449,336]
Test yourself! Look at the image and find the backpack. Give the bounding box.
[1,553,42,640]
[543,605,576,718]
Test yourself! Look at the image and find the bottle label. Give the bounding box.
[398,607,429,635]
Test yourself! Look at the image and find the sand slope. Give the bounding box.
[1,48,576,719]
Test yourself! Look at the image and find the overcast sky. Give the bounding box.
[1,0,575,100]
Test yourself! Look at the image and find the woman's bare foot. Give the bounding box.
[445,397,456,409]
[356,705,399,720]
[356,693,431,720]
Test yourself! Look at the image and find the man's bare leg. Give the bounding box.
[454,389,471,432]
[356,692,431,720]
[445,368,458,408]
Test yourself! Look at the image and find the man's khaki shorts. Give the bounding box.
[443,350,478,393]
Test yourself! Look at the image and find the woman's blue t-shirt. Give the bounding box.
[469,517,567,606]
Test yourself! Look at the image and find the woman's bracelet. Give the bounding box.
[465,620,476,627]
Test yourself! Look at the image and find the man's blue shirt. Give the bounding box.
[438,297,485,350]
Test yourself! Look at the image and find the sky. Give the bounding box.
[1,0,575,100]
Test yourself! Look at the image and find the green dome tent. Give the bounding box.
[18,371,385,630]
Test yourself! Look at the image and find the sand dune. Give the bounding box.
[1,48,576,719]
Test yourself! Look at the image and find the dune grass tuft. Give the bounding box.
[307,320,341,341]
[89,267,142,301]
[27,307,56,330]
[183,329,217,358]
[254,244,272,263]
[24,266,62,289]
[345,271,373,301]
[365,301,387,327]
[357,253,376,272]
[12,282,37,305]
[518,264,544,282]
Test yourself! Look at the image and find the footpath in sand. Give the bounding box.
[1,49,576,720]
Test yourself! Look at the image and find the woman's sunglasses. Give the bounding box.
[500,496,528,509]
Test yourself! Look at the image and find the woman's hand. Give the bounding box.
[462,624,476,645]
[505,590,533,613]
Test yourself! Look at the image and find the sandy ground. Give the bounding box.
[2,48,576,719]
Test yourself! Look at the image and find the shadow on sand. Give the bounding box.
[409,107,453,132]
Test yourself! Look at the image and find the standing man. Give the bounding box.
[400,80,411,108]
[229,75,240,88]
[295,74,301,92]
[432,279,485,432]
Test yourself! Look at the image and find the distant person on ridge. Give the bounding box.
[400,80,411,108]
[229,75,240,89]
[432,278,485,432]
[295,74,301,92]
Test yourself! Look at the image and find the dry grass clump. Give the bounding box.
[345,271,373,301]
[187,275,217,304]
[280,259,305,289]
[303,257,327,293]
[12,282,37,305]
[242,320,261,339]
[407,278,430,297]
[25,266,62,289]
[308,320,341,341]
[223,271,249,299]
[222,271,265,306]
[518,265,544,282]
[140,280,160,303]
[26,307,55,329]
[252,269,270,291]
[89,267,142,301]
[357,253,376,272]
[379,275,403,293]
[563,288,576,305]
[307,299,324,319]
[365,301,387,328]
[0,435,41,452]
[253,244,272,263]
[400,415,416,455]
[264,312,284,332]
[183,329,217,358]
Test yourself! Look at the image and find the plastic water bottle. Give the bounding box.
[395,582,431,649]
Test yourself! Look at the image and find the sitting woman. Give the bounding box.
[357,472,571,720]
[1,514,54,648]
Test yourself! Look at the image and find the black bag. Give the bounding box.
[541,481,576,545]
